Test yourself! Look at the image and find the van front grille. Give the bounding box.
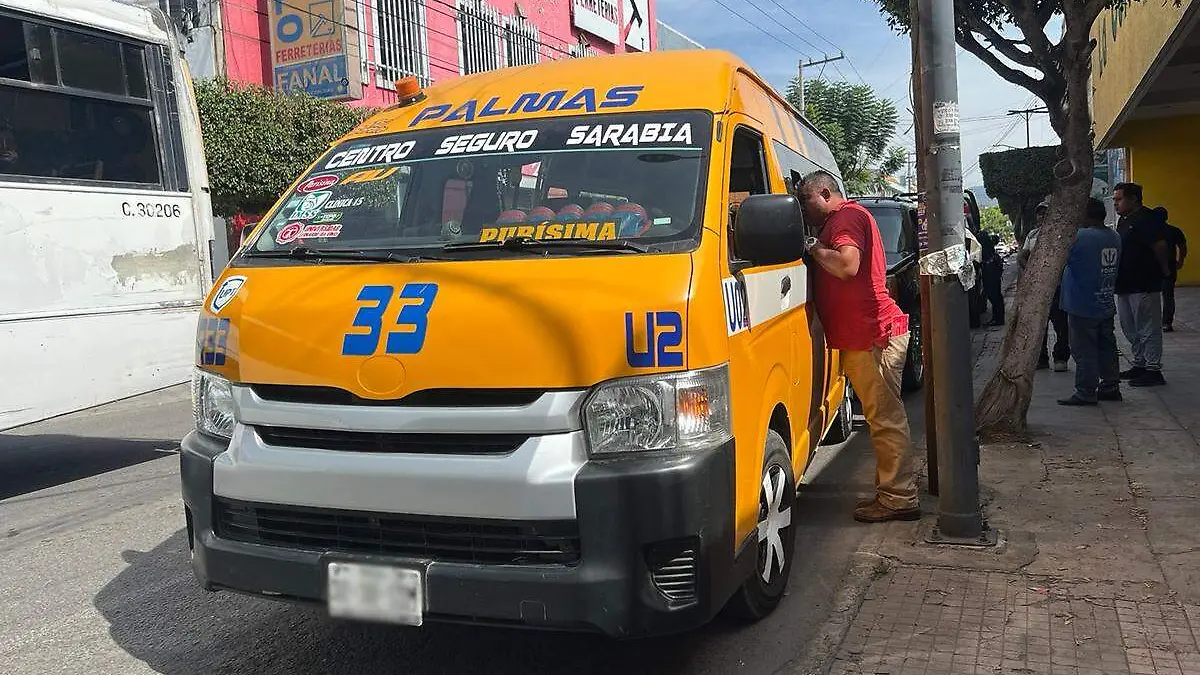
[254,426,527,455]
[215,498,581,566]
[249,384,545,408]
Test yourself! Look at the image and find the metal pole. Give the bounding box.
[910,0,938,497]
[916,0,982,541]
[798,61,805,112]
[1025,112,1031,147]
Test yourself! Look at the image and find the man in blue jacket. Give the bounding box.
[1059,198,1124,406]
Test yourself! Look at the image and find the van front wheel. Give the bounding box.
[724,431,797,622]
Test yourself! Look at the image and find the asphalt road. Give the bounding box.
[0,384,890,675]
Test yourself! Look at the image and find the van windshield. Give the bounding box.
[244,111,713,260]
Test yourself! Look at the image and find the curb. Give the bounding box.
[788,552,892,675]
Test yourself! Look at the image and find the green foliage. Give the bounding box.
[194,78,375,218]
[980,206,1013,242]
[980,146,1057,241]
[978,146,1057,199]
[785,79,904,195]
[874,1,1173,34]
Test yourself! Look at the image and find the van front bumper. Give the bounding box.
[180,431,746,638]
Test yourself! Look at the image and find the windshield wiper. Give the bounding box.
[443,236,649,254]
[243,246,448,263]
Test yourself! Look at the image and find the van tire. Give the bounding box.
[723,432,797,623]
[821,393,853,445]
[901,312,925,392]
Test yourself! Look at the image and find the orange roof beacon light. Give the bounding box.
[395,76,427,107]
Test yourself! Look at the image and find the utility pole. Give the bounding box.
[1006,106,1049,147]
[910,2,938,497]
[797,52,846,112]
[915,0,991,544]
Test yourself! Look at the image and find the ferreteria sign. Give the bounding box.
[268,0,363,101]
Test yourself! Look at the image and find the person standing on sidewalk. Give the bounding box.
[1154,206,1188,332]
[1019,201,1071,370]
[1114,183,1170,387]
[799,171,920,524]
[1058,199,1124,407]
[981,231,1006,326]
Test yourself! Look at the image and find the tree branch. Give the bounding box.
[955,27,1049,98]
[958,7,1040,70]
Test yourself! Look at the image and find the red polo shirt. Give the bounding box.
[813,200,909,351]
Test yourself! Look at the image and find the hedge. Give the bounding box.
[194,78,375,219]
[979,145,1059,241]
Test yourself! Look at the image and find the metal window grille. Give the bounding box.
[456,0,503,74]
[503,15,539,67]
[372,0,430,89]
[568,41,594,59]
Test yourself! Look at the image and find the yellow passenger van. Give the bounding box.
[182,49,852,638]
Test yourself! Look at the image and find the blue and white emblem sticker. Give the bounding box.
[210,275,247,314]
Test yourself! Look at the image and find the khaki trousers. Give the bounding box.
[840,334,919,510]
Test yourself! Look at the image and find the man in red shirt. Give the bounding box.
[799,171,920,523]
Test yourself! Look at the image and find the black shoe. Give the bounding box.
[1037,361,1050,370]
[1058,395,1098,406]
[1163,324,1174,333]
[1130,371,1166,387]
[1120,366,1147,380]
[1097,389,1124,402]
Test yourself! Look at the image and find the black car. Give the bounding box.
[857,191,988,392]
[858,197,925,392]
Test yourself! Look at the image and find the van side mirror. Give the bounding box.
[733,194,806,268]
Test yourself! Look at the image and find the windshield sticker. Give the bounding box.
[312,211,343,223]
[289,191,332,220]
[435,130,539,156]
[296,174,339,193]
[325,141,416,170]
[198,317,232,367]
[342,167,400,184]
[209,275,247,314]
[409,85,644,127]
[625,311,684,368]
[277,221,343,245]
[566,122,694,148]
[480,220,621,242]
[326,196,365,209]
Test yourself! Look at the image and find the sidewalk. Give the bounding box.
[805,286,1200,675]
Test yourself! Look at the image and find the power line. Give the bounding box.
[757,0,868,86]
[700,0,808,56]
[760,0,842,52]
[744,0,822,54]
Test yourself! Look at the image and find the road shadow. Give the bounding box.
[92,436,881,675]
[0,434,177,500]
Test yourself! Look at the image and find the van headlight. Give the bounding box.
[192,369,236,439]
[583,364,732,456]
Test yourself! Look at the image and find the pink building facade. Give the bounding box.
[216,0,657,109]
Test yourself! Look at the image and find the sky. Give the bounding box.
[654,0,1059,188]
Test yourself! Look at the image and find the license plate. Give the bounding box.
[326,562,424,626]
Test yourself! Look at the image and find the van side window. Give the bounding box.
[728,127,768,263]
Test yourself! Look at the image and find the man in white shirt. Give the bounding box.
[1019,200,1071,371]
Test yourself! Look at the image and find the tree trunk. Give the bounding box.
[975,12,1098,441]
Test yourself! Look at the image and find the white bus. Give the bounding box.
[0,0,215,430]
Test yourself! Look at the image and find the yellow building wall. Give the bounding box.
[1091,0,1195,145]
[1112,114,1200,286]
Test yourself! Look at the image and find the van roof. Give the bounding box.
[1,0,172,45]
[348,49,819,139]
